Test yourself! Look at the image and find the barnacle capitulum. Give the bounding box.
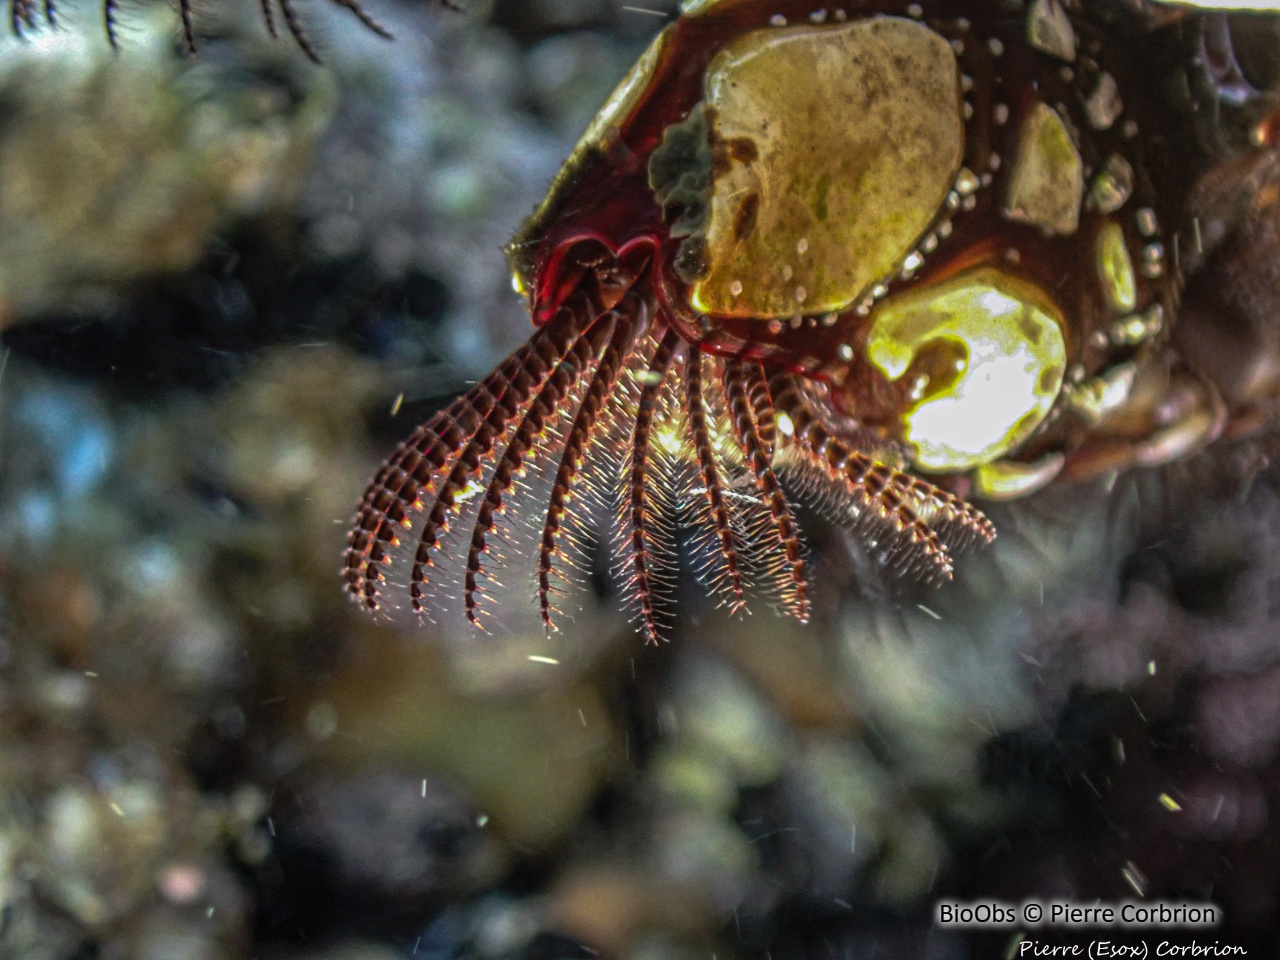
[347,0,1253,643]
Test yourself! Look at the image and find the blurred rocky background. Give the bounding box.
[2,0,1280,958]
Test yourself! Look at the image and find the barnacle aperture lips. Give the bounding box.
[346,0,1219,643]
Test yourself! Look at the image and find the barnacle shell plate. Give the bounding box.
[1096,221,1137,312]
[1004,102,1084,236]
[866,268,1067,471]
[691,17,964,318]
[577,25,672,158]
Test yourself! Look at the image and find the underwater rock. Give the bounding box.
[0,8,335,320]
[548,865,716,957]
[660,653,788,791]
[267,767,505,929]
[262,941,402,960]
[286,622,622,850]
[762,920,965,960]
[0,739,255,959]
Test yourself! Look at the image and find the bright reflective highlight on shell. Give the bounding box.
[866,269,1067,471]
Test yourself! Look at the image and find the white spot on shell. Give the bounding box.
[1108,304,1164,345]
[838,343,855,361]
[994,103,1010,125]
[955,167,980,195]
[730,279,743,296]
[988,36,1004,57]
[795,286,808,303]
[907,3,923,17]
[797,237,809,255]
[770,14,787,25]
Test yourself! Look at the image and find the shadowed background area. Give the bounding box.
[3,0,1280,958]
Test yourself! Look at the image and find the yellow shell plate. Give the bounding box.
[866,267,1068,472]
[691,17,964,319]
[1004,102,1084,236]
[1096,221,1137,312]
